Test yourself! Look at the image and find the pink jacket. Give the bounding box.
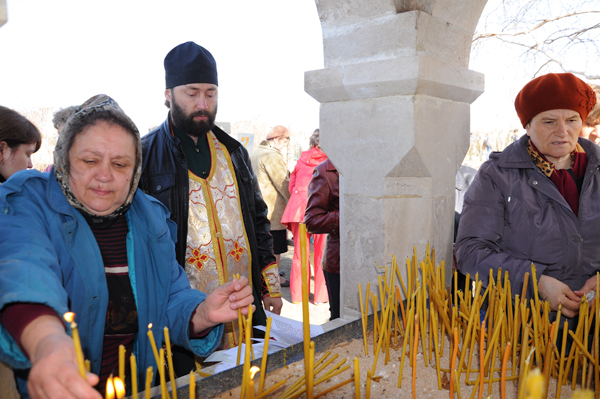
[281,147,327,227]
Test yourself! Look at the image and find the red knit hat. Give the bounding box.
[514,73,597,128]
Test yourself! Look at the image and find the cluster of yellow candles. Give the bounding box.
[356,245,600,399]
[261,224,361,399]
[64,223,360,399]
[64,238,600,399]
[64,312,196,399]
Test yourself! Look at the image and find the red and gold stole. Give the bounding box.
[185,131,253,348]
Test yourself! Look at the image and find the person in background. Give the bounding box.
[44,106,80,173]
[282,129,328,305]
[140,42,281,374]
[0,95,253,399]
[0,105,42,398]
[456,73,599,322]
[579,83,600,144]
[0,106,42,184]
[252,125,292,288]
[52,106,79,135]
[305,157,340,320]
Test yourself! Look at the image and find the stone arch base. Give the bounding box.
[306,4,486,319]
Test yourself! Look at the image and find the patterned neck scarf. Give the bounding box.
[527,139,588,216]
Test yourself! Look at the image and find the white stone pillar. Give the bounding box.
[0,0,7,29]
[306,5,485,319]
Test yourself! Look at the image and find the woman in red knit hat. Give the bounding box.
[456,73,599,321]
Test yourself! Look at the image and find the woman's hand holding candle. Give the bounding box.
[20,315,102,399]
[191,275,255,333]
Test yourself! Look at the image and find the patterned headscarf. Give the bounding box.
[53,94,142,220]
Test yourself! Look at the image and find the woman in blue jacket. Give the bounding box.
[0,95,254,399]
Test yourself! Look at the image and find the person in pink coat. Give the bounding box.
[281,129,329,304]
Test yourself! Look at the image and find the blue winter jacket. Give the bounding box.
[0,170,223,393]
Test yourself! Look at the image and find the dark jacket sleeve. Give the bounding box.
[304,164,339,235]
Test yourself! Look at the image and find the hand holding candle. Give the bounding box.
[63,312,87,378]
[190,275,255,332]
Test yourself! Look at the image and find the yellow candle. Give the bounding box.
[512,296,520,377]
[158,348,167,399]
[106,375,115,399]
[501,342,512,399]
[398,305,414,388]
[63,312,86,378]
[85,359,91,373]
[299,223,311,398]
[248,366,260,399]
[556,321,568,399]
[431,311,442,390]
[371,293,379,353]
[314,377,354,398]
[258,317,272,394]
[358,283,368,356]
[241,305,253,399]
[450,327,458,399]
[412,315,420,399]
[366,370,372,399]
[114,376,126,399]
[145,367,153,399]
[457,282,482,379]
[254,379,287,399]
[130,354,138,399]
[595,272,600,394]
[236,279,244,366]
[354,357,360,399]
[531,263,539,305]
[189,371,195,399]
[147,324,161,366]
[163,327,177,399]
[479,321,485,399]
[118,345,126,383]
[520,272,529,302]
[307,341,315,399]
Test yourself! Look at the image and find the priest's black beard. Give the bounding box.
[170,96,217,137]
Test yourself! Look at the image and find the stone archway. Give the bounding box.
[305,0,488,319]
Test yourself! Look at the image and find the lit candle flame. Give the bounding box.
[113,376,126,399]
[249,366,260,379]
[106,375,115,399]
[148,323,153,329]
[63,312,75,323]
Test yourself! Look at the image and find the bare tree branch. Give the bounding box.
[472,0,600,79]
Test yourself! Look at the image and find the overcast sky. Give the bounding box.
[0,0,324,135]
[1,0,594,140]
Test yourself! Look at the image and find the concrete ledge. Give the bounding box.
[156,313,374,399]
